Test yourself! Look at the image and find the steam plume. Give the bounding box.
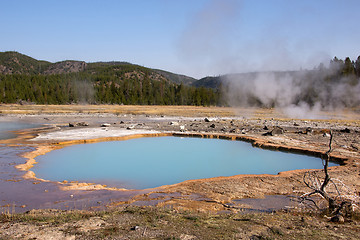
[223,69,360,119]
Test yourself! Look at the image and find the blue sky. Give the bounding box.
[1,0,359,78]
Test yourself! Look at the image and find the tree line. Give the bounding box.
[0,71,220,106]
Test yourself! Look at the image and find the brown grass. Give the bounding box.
[1,104,359,121]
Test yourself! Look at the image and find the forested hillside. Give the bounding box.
[1,51,359,109]
[0,52,219,106]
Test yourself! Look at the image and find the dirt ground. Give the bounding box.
[0,104,360,239]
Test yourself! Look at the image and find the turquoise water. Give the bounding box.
[34,136,337,189]
[0,121,41,140]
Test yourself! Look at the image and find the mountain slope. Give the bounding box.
[0,51,51,74]
[0,51,196,85]
[0,51,219,106]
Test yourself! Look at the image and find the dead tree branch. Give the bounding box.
[300,130,359,216]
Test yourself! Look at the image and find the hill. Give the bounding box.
[0,51,218,106]
[0,51,196,85]
[0,51,51,74]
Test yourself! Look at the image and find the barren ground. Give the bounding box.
[0,104,359,239]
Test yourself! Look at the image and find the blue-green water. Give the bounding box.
[34,137,337,189]
[0,121,41,140]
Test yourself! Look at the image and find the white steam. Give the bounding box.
[223,71,360,119]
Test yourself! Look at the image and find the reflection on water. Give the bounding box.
[34,137,338,189]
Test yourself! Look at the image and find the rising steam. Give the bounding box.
[222,69,360,118]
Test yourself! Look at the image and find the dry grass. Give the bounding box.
[0,104,236,117]
[1,206,360,239]
[1,104,360,121]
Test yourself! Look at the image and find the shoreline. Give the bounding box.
[16,131,348,192]
[0,105,359,212]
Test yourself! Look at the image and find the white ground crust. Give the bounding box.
[32,127,161,141]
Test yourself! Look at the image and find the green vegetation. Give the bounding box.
[0,52,219,106]
[1,51,359,108]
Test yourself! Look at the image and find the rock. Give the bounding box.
[127,125,135,130]
[305,127,313,134]
[180,125,185,132]
[101,123,111,127]
[120,121,125,124]
[169,121,179,126]
[271,126,284,135]
[263,126,268,130]
[209,123,216,128]
[131,226,140,231]
[230,128,239,133]
[77,122,89,126]
[204,117,211,122]
[330,215,344,223]
[69,122,89,127]
[340,128,351,133]
[323,132,330,137]
[263,126,284,136]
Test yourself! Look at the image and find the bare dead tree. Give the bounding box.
[299,130,360,216]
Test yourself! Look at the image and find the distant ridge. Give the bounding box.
[0,51,197,85]
[0,51,220,106]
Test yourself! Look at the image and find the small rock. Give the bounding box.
[101,123,111,127]
[263,126,284,136]
[209,123,216,128]
[169,121,179,126]
[77,122,89,126]
[69,123,75,127]
[131,226,140,231]
[340,128,351,133]
[230,128,239,133]
[263,126,268,130]
[180,125,185,132]
[127,125,135,130]
[305,127,313,134]
[204,117,211,122]
[120,121,125,124]
[330,215,344,223]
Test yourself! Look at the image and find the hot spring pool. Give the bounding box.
[33,136,337,189]
[0,121,42,140]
